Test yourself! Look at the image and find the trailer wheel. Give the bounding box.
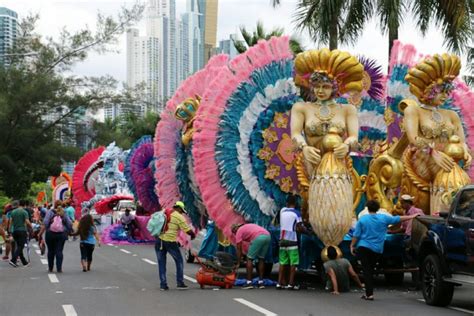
[421,254,454,306]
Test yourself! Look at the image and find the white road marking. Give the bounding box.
[107,243,113,246]
[183,275,197,283]
[35,250,41,255]
[417,299,474,314]
[62,304,78,316]
[40,259,48,265]
[33,244,38,248]
[132,254,137,257]
[119,249,131,254]
[56,291,63,294]
[234,298,277,316]
[48,273,59,283]
[141,258,157,265]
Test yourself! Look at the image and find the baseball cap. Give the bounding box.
[400,194,414,201]
[174,201,187,213]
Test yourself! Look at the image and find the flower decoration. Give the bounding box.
[265,164,281,179]
[258,147,274,161]
[280,177,293,193]
[274,113,288,128]
[262,129,278,143]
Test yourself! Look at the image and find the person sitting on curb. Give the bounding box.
[232,223,271,289]
[324,246,364,295]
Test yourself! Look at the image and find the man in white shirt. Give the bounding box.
[120,209,136,237]
[277,195,306,290]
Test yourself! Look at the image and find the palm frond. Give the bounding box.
[340,0,374,45]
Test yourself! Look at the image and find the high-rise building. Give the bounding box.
[0,7,20,65]
[217,34,239,59]
[180,0,202,79]
[195,0,218,67]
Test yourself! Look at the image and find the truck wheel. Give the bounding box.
[421,254,454,306]
[185,250,195,263]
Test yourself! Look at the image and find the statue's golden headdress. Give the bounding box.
[405,53,460,103]
[294,48,364,96]
[174,96,201,123]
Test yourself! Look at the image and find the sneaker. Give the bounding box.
[286,284,300,291]
[276,283,283,290]
[257,280,265,289]
[177,284,189,290]
[160,286,169,291]
[22,263,30,267]
[242,281,254,290]
[8,260,18,268]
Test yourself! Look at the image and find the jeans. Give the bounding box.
[358,246,380,297]
[45,231,66,272]
[80,243,95,262]
[155,239,184,288]
[12,231,28,265]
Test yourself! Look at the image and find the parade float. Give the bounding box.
[69,36,472,280]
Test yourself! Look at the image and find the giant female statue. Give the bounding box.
[291,49,364,250]
[367,52,472,214]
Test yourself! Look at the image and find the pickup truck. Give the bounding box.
[412,184,474,306]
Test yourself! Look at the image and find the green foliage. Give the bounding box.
[26,182,53,205]
[232,21,304,55]
[92,111,160,149]
[0,3,145,198]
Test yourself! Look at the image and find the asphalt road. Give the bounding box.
[1,239,473,316]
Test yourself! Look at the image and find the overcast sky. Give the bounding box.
[1,0,463,83]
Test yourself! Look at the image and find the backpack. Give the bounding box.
[147,209,173,237]
[50,215,65,233]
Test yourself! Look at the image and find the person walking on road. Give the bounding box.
[75,214,100,272]
[39,205,72,273]
[232,223,271,289]
[350,200,420,301]
[324,246,364,295]
[8,200,32,267]
[155,201,195,291]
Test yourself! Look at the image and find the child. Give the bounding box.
[76,214,100,272]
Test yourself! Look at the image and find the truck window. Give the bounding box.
[455,190,474,219]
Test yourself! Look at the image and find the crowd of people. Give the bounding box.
[1,195,422,300]
[1,199,100,273]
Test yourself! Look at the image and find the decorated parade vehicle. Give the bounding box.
[67,36,473,289]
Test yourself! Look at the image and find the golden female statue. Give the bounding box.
[367,53,471,214]
[174,96,201,146]
[291,48,364,250]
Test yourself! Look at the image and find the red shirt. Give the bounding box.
[401,206,424,236]
[235,224,269,253]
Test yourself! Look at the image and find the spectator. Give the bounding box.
[277,195,307,290]
[75,214,100,272]
[64,200,76,223]
[399,195,425,238]
[120,208,137,238]
[39,205,72,273]
[155,201,195,291]
[350,200,420,301]
[232,223,271,289]
[8,200,32,267]
[2,204,14,261]
[324,246,363,295]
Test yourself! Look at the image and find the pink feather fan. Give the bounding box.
[192,36,293,239]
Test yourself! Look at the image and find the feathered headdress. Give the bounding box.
[405,53,461,104]
[294,48,364,96]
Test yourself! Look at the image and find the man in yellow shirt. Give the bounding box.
[156,201,195,290]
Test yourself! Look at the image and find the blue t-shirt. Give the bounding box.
[353,213,400,254]
[81,226,96,245]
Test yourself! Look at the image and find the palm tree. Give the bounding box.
[272,0,473,57]
[232,21,304,55]
[272,0,373,50]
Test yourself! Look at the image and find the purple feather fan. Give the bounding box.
[359,56,385,100]
[126,136,160,212]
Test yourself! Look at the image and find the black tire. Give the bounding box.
[421,254,454,307]
[185,250,195,263]
[384,272,404,286]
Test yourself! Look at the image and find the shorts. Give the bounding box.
[247,234,271,260]
[279,246,299,265]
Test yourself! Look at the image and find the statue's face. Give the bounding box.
[430,91,448,106]
[313,82,333,101]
